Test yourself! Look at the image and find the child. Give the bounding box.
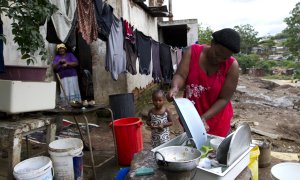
[147,89,173,148]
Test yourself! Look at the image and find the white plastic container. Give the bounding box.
[48,138,84,179]
[0,80,56,114]
[13,156,53,180]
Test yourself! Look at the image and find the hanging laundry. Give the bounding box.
[159,43,173,83]
[49,0,77,43]
[170,47,177,71]
[136,30,151,75]
[123,19,137,75]
[106,16,126,80]
[97,2,114,41]
[66,11,78,52]
[46,19,62,44]
[177,48,183,65]
[77,0,98,44]
[151,40,161,83]
[123,19,135,42]
[93,0,103,28]
[0,18,4,73]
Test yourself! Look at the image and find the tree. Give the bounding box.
[259,38,276,59]
[234,24,260,54]
[0,0,57,65]
[283,2,300,60]
[198,24,213,45]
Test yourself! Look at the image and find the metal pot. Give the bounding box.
[154,146,201,172]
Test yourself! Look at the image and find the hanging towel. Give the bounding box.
[0,18,4,73]
[136,30,151,75]
[77,0,98,44]
[49,0,77,43]
[106,16,126,80]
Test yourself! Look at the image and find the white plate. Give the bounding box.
[271,162,300,180]
[173,98,207,149]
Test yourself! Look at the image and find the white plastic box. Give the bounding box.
[0,80,56,114]
[152,133,253,180]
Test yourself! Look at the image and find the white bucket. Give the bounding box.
[48,138,84,179]
[271,162,300,180]
[13,156,53,180]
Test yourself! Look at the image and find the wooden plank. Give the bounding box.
[250,128,281,140]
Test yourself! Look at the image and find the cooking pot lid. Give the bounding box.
[217,123,251,166]
[173,98,207,149]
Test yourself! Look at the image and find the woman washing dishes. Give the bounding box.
[167,28,241,137]
[52,43,81,105]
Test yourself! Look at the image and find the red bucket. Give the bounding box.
[110,117,143,165]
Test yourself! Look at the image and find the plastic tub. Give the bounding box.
[48,138,83,179]
[13,156,53,180]
[111,117,143,165]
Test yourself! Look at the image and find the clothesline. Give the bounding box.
[46,0,186,82]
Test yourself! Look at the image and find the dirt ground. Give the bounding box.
[1,74,299,179]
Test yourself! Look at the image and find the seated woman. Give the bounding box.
[52,43,81,105]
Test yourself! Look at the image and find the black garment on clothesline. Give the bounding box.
[97,2,114,41]
[122,18,137,75]
[124,40,137,75]
[151,40,161,83]
[75,33,94,101]
[46,19,62,44]
[159,43,173,83]
[93,0,103,26]
[46,16,77,50]
[136,30,151,75]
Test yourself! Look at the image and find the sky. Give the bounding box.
[168,0,299,37]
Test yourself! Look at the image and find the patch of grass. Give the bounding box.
[264,74,293,80]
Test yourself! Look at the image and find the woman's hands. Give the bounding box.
[166,86,179,102]
[59,59,68,67]
[201,117,210,132]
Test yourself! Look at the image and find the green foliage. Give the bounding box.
[264,74,293,80]
[284,2,300,60]
[255,61,269,72]
[0,0,57,65]
[234,24,260,54]
[273,32,288,40]
[198,24,213,45]
[237,53,300,70]
[294,71,300,79]
[235,54,260,73]
[278,60,300,68]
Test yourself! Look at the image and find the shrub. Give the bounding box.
[235,54,260,73]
